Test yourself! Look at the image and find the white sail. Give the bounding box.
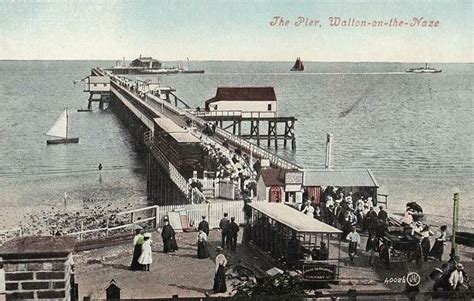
[46,110,68,138]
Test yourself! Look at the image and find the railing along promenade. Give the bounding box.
[67,205,159,242]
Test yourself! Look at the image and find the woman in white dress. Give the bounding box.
[138,233,153,271]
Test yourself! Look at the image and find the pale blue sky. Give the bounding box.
[0,0,472,62]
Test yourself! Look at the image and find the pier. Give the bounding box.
[87,68,300,206]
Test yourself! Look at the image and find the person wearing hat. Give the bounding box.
[302,200,315,218]
[346,226,360,263]
[377,206,388,223]
[198,216,210,236]
[345,192,353,210]
[138,233,153,271]
[219,213,230,249]
[197,229,210,259]
[365,206,378,232]
[312,241,329,260]
[162,219,178,253]
[213,247,227,293]
[228,217,240,251]
[429,225,448,261]
[130,229,144,271]
[449,263,465,290]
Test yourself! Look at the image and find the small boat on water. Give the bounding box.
[290,57,304,71]
[177,59,205,74]
[46,108,79,145]
[406,63,442,73]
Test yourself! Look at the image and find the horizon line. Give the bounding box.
[0,58,472,64]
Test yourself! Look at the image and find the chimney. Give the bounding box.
[325,133,333,170]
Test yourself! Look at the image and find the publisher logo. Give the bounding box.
[406,272,421,287]
[384,272,420,286]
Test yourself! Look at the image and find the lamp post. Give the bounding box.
[452,192,460,258]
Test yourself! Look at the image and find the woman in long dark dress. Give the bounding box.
[162,220,178,253]
[197,230,210,259]
[429,225,447,261]
[130,229,144,270]
[213,247,227,293]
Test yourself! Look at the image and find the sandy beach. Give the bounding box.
[0,193,149,239]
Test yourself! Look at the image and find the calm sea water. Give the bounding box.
[0,61,473,227]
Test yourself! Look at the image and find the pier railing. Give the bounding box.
[97,67,300,171]
[144,131,191,199]
[67,205,159,241]
[183,111,300,170]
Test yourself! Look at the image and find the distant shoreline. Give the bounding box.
[0,59,472,64]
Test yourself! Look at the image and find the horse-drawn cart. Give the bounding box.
[380,225,423,268]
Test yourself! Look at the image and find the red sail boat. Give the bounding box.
[290,57,304,71]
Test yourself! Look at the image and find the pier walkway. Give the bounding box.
[91,68,301,203]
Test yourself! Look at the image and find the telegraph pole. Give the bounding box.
[452,192,460,257]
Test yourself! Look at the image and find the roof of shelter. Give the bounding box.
[303,169,379,187]
[258,168,289,187]
[248,202,342,234]
[205,87,277,105]
[153,118,200,143]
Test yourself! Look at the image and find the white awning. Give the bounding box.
[248,202,342,234]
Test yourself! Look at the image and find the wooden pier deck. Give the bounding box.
[89,67,300,204]
[92,68,299,169]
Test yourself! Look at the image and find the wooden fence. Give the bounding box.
[158,200,245,229]
[2,201,245,245]
[66,205,159,241]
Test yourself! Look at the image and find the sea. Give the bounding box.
[0,61,472,229]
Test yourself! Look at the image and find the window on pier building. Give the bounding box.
[103,84,108,87]
[94,84,97,87]
[268,104,272,111]
[214,105,218,110]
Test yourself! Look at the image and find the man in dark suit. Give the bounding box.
[219,213,230,249]
[198,215,210,236]
[228,217,240,251]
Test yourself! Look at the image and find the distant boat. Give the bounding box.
[290,57,304,71]
[178,58,205,74]
[406,63,441,73]
[46,108,79,145]
[141,67,179,74]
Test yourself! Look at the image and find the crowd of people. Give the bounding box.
[129,214,237,295]
[297,186,470,292]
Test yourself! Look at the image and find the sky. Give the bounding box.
[0,0,472,62]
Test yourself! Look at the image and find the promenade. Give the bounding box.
[74,228,474,299]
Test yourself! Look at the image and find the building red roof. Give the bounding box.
[258,168,289,187]
[205,87,277,106]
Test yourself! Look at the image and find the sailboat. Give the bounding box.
[46,108,79,145]
[290,57,304,71]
